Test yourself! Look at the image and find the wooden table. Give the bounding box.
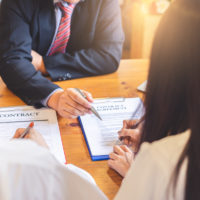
[0,59,149,199]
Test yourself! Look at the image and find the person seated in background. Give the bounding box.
[0,0,124,119]
[0,128,107,200]
[108,0,200,199]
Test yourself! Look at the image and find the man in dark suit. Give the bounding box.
[0,0,124,118]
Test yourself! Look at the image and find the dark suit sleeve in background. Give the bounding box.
[43,0,124,81]
[0,0,60,106]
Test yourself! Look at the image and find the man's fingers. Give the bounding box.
[63,106,84,116]
[63,97,90,114]
[48,88,94,119]
[81,90,93,103]
[31,50,35,57]
[68,88,91,109]
[59,109,77,119]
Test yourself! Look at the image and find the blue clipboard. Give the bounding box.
[78,117,109,161]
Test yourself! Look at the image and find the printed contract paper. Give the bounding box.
[0,106,65,163]
[79,97,144,161]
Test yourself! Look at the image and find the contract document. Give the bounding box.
[0,106,66,163]
[79,97,144,161]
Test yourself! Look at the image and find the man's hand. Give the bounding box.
[108,145,133,177]
[31,50,48,75]
[118,119,143,152]
[47,88,93,119]
[13,128,48,148]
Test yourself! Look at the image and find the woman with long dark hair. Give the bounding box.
[109,0,200,199]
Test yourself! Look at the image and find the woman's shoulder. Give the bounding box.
[115,130,190,200]
[136,129,190,175]
[141,130,190,160]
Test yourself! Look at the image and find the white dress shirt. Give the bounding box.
[41,0,74,106]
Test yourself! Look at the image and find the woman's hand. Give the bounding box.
[13,128,48,149]
[108,145,134,177]
[118,119,143,152]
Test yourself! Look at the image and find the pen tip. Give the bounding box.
[29,122,34,128]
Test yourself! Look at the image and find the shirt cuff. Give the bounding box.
[41,88,64,107]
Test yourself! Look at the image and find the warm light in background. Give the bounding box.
[121,0,171,59]
[140,0,170,14]
[141,3,149,14]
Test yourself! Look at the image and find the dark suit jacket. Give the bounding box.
[0,0,124,106]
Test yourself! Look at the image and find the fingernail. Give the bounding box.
[87,104,92,109]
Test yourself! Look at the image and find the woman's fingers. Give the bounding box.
[108,145,134,177]
[122,119,139,129]
[12,128,25,138]
[120,145,132,153]
[113,145,125,156]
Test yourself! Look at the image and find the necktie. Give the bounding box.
[49,2,75,56]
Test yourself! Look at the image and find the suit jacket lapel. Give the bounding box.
[38,0,56,55]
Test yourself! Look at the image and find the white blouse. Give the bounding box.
[114,130,190,200]
[0,140,107,200]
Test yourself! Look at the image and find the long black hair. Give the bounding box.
[141,0,200,199]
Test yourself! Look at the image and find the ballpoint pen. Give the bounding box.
[75,88,102,120]
[20,122,34,138]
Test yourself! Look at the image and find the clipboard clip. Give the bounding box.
[94,97,126,104]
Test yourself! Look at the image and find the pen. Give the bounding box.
[75,88,102,120]
[20,122,34,138]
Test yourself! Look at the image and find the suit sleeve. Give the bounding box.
[43,0,124,81]
[0,0,60,106]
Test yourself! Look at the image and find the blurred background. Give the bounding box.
[120,0,171,59]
